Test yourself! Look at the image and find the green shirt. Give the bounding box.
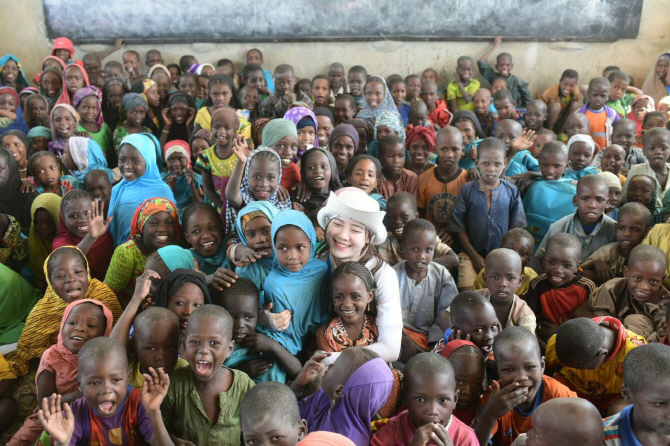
[162,366,255,445]
[606,93,635,118]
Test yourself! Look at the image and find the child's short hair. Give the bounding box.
[78,336,127,371]
[485,248,522,273]
[560,69,579,81]
[405,74,420,84]
[329,62,344,73]
[337,347,379,384]
[401,218,436,244]
[628,245,667,270]
[336,93,356,110]
[274,64,294,77]
[576,173,608,194]
[603,66,620,74]
[182,202,224,235]
[607,70,630,84]
[643,111,666,128]
[349,65,368,77]
[179,55,197,73]
[502,227,535,249]
[545,233,581,255]
[166,64,181,77]
[539,140,568,161]
[477,137,507,159]
[83,169,111,186]
[555,318,604,365]
[387,77,405,91]
[492,89,513,103]
[457,55,474,66]
[240,382,301,425]
[214,277,260,307]
[188,304,233,337]
[346,154,382,179]
[623,343,670,392]
[450,291,492,327]
[496,52,513,63]
[217,58,233,68]
[642,127,670,146]
[246,48,263,61]
[588,77,610,91]
[242,63,263,81]
[404,352,454,385]
[28,151,62,176]
[378,134,403,157]
[61,189,93,210]
[493,326,541,359]
[123,50,140,61]
[312,73,329,85]
[387,191,417,212]
[537,128,558,140]
[618,202,651,228]
[134,306,179,331]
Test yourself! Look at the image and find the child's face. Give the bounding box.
[403,374,457,428]
[495,56,513,77]
[624,259,666,304]
[422,70,437,83]
[601,146,626,174]
[106,84,125,109]
[587,84,609,110]
[476,149,506,185]
[118,144,147,181]
[247,51,263,65]
[167,151,189,175]
[141,211,178,252]
[494,98,515,120]
[473,90,492,115]
[633,98,651,123]
[312,79,330,106]
[539,152,568,180]
[525,103,547,132]
[543,245,580,288]
[222,294,258,344]
[316,116,334,148]
[243,216,272,254]
[50,252,89,303]
[643,115,665,131]
[61,303,106,354]
[271,136,299,169]
[627,176,656,207]
[242,417,306,446]
[559,76,578,97]
[76,95,99,124]
[451,354,484,410]
[435,133,463,173]
[33,208,58,241]
[211,114,236,149]
[275,226,311,273]
[348,159,378,194]
[364,81,385,109]
[183,316,234,382]
[328,67,344,91]
[31,137,50,153]
[84,173,112,204]
[332,274,373,325]
[454,120,476,146]
[297,125,316,152]
[146,84,161,109]
[484,259,522,305]
[348,72,367,96]
[623,380,670,438]
[2,134,26,164]
[331,135,356,171]
[122,53,141,75]
[178,76,196,98]
[568,142,594,171]
[390,82,406,106]
[0,155,8,187]
[134,322,179,372]
[564,115,589,138]
[168,66,180,85]
[64,66,84,95]
[41,71,61,98]
[168,282,206,334]
[64,198,93,240]
[334,99,355,124]
[303,151,331,193]
[78,352,129,418]
[402,230,436,276]
[643,133,670,169]
[248,157,280,200]
[245,70,265,92]
[2,60,18,84]
[455,305,500,355]
[616,213,648,256]
[574,182,609,226]
[495,341,545,411]
[105,66,124,81]
[420,84,438,107]
[606,186,622,213]
[494,121,521,149]
[275,72,296,98]
[408,137,430,167]
[209,83,232,108]
[184,208,222,258]
[457,59,473,82]
[609,78,629,101]
[491,79,507,94]
[385,200,417,239]
[501,235,534,270]
[190,138,208,163]
[408,108,428,127]
[380,142,405,177]
[0,93,16,113]
[239,87,260,112]
[403,77,419,100]
[146,52,162,68]
[325,216,371,264]
[126,105,147,127]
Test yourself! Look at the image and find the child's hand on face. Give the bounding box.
[88,199,112,240]
[141,367,170,415]
[20,179,35,193]
[210,267,238,291]
[409,422,453,446]
[484,381,529,419]
[132,269,160,308]
[232,134,251,163]
[37,394,75,446]
[510,129,537,153]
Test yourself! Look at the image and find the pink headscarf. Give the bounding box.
[56,64,90,106]
[627,95,656,132]
[440,339,478,359]
[298,432,356,446]
[73,85,103,126]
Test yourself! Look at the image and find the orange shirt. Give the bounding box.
[584,107,608,152]
[417,166,469,228]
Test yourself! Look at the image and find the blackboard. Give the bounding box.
[43,0,644,44]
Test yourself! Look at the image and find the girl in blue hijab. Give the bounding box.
[108,133,175,246]
[63,136,116,183]
[0,55,29,92]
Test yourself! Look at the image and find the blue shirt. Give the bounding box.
[447,179,527,257]
[563,165,599,181]
[263,69,275,94]
[603,404,641,445]
[505,149,540,176]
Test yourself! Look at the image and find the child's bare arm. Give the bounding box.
[142,368,175,446]
[433,250,460,269]
[225,135,250,208]
[626,86,643,96]
[478,36,502,62]
[290,352,329,395]
[448,99,459,114]
[93,38,124,61]
[200,171,223,210]
[37,371,82,408]
[110,270,159,349]
[0,110,17,120]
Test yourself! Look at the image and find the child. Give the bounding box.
[492,90,526,132]
[0,146,38,236]
[73,86,112,156]
[193,74,240,138]
[405,124,437,176]
[408,99,428,128]
[294,147,342,223]
[56,64,89,106]
[242,63,268,101]
[122,50,144,85]
[495,119,539,176]
[161,139,203,212]
[27,126,52,153]
[474,327,577,446]
[159,91,197,147]
[238,85,260,121]
[104,60,125,81]
[112,93,151,154]
[357,76,405,140]
[525,100,547,133]
[539,69,581,133]
[39,67,62,110]
[154,268,211,337]
[371,353,478,446]
[578,77,620,150]
[446,56,480,113]
[292,348,394,445]
[246,48,275,94]
[334,93,357,124]
[62,136,115,184]
[101,78,126,133]
[597,118,648,171]
[523,141,577,245]
[581,245,667,341]
[440,340,486,426]
[37,338,173,445]
[546,316,645,416]
[626,173,667,224]
[315,107,335,148]
[145,49,163,69]
[346,154,385,210]
[606,70,642,118]
[452,111,485,171]
[284,105,319,157]
[563,111,591,143]
[448,138,526,289]
[581,202,651,285]
[598,145,627,185]
[418,126,469,244]
[161,305,254,444]
[261,64,312,119]
[403,74,420,103]
[394,219,458,360]
[445,291,502,360]
[26,193,60,289]
[348,65,368,109]
[624,127,670,209]
[377,134,418,199]
[473,88,495,136]
[330,123,360,182]
[564,134,599,180]
[24,94,50,129]
[477,36,532,107]
[83,169,111,215]
[1,130,29,180]
[311,75,330,108]
[421,81,452,128]
[536,174,616,262]
[388,78,409,126]
[48,103,78,155]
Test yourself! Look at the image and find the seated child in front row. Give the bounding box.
[394,219,458,361]
[376,134,419,199]
[563,134,599,180]
[581,202,651,285]
[371,353,479,446]
[378,192,458,268]
[545,316,645,416]
[602,344,670,445]
[37,337,173,446]
[579,245,668,341]
[473,327,577,446]
[441,341,486,426]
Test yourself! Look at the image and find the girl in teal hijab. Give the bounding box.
[0,55,29,92]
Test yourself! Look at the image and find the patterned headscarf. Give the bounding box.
[48,103,78,155]
[356,75,406,139]
[142,79,156,94]
[129,197,180,240]
[374,111,406,141]
[284,106,319,147]
[73,85,103,125]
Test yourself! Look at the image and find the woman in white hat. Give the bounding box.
[316,187,402,363]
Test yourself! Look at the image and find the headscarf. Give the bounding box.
[48,103,78,155]
[348,118,373,154]
[356,75,405,139]
[35,299,113,392]
[298,432,355,446]
[56,64,90,106]
[73,85,103,126]
[121,92,148,118]
[0,86,19,108]
[642,53,670,105]
[41,55,66,72]
[66,137,113,182]
[405,125,437,152]
[148,64,171,79]
[261,118,298,147]
[38,66,63,109]
[440,339,478,359]
[0,147,38,235]
[328,123,360,152]
[28,126,52,144]
[155,268,210,309]
[452,110,485,139]
[164,139,191,167]
[599,171,622,191]
[188,63,215,75]
[234,201,280,289]
[0,55,29,92]
[51,38,75,58]
[23,93,50,128]
[374,111,406,141]
[271,209,319,271]
[162,140,201,211]
[284,107,319,147]
[3,129,31,160]
[129,197,180,241]
[108,133,176,246]
[314,107,335,126]
[28,193,61,287]
[628,95,656,131]
[168,91,195,109]
[157,245,195,271]
[567,134,596,152]
[142,79,156,94]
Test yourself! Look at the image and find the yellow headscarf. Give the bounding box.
[27,193,61,289]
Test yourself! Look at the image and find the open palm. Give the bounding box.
[38,394,75,445]
[88,199,112,239]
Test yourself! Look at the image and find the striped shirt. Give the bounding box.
[603,405,642,445]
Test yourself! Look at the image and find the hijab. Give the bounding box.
[67,137,113,182]
[162,140,199,212]
[261,118,298,147]
[405,125,437,152]
[28,193,61,287]
[129,197,180,241]
[148,64,171,79]
[0,55,29,92]
[38,67,63,110]
[41,55,66,72]
[328,123,360,150]
[157,245,195,271]
[452,110,485,139]
[28,126,53,144]
[56,64,90,106]
[0,147,38,235]
[73,85,104,126]
[356,75,405,139]
[48,103,78,155]
[374,111,406,141]
[642,53,670,105]
[155,268,210,309]
[284,107,319,147]
[628,95,656,132]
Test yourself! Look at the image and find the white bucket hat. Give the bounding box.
[317,188,387,245]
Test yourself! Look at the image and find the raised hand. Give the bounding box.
[37,394,75,446]
[511,129,537,152]
[232,134,251,163]
[141,367,170,415]
[88,199,112,240]
[294,352,329,387]
[132,269,161,305]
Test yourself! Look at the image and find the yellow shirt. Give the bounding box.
[642,223,670,289]
[446,79,481,111]
[473,266,538,296]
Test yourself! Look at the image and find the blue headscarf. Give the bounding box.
[157,245,195,271]
[67,137,115,183]
[0,55,29,92]
[108,133,175,246]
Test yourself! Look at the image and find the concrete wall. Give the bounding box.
[3,0,668,95]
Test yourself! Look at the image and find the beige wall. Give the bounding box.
[3,0,668,95]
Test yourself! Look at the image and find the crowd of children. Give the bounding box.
[0,35,670,445]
